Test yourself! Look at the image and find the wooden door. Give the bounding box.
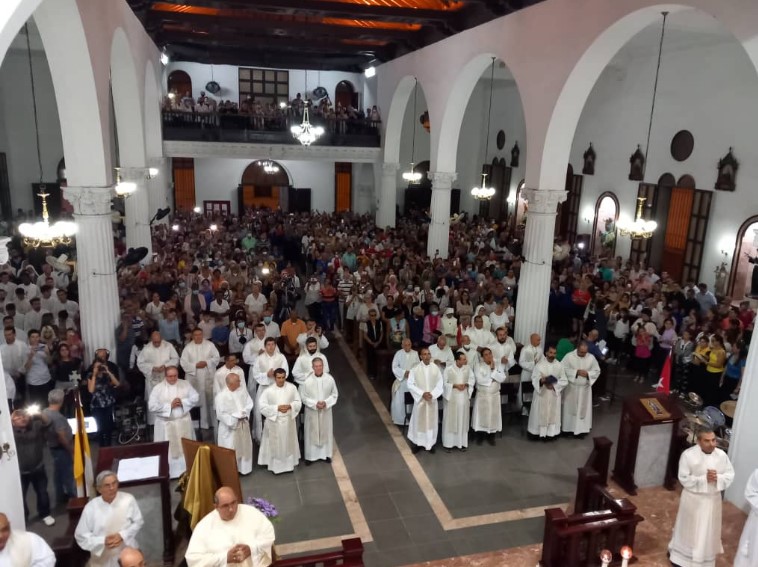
[629,183,657,267]
[335,163,352,213]
[239,184,280,210]
[661,188,694,282]
[682,190,712,284]
[173,158,196,212]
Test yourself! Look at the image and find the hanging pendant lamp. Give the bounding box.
[291,70,324,146]
[471,58,496,201]
[402,79,422,184]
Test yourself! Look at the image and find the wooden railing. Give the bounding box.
[273,538,364,567]
[50,497,89,567]
[541,437,644,567]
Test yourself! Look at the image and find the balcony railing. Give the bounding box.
[162,110,381,147]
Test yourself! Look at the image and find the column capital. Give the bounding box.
[63,185,115,216]
[522,188,567,214]
[428,171,457,190]
[382,162,400,175]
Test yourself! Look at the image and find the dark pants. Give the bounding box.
[306,302,321,323]
[21,465,51,520]
[27,381,52,408]
[321,302,338,331]
[91,405,114,447]
[50,446,76,504]
[365,344,379,378]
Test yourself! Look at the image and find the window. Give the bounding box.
[239,68,289,106]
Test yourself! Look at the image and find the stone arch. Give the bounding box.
[728,215,758,299]
[110,26,146,169]
[0,0,45,66]
[383,75,421,165]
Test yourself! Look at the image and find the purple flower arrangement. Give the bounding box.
[246,496,280,521]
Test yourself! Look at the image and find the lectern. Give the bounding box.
[612,393,684,494]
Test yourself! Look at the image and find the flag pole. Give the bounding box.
[74,388,88,499]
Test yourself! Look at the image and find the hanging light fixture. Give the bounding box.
[471,57,496,201]
[402,78,422,184]
[291,70,324,146]
[262,160,280,174]
[18,23,77,248]
[114,168,137,198]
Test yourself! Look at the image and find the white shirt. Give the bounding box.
[244,293,268,315]
[0,530,55,567]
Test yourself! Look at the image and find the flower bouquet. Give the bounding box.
[246,497,280,521]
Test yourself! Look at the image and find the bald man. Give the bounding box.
[186,487,276,567]
[118,547,145,567]
[0,512,55,566]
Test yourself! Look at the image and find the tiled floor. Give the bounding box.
[24,335,747,567]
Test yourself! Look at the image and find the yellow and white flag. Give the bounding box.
[73,396,94,498]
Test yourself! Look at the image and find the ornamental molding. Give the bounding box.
[164,140,381,163]
[521,188,567,214]
[63,186,114,216]
[428,171,458,189]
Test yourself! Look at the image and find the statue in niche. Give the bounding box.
[714,262,728,297]
[715,147,739,191]
[744,251,758,298]
[629,145,645,181]
[599,217,616,254]
[510,141,520,167]
[583,143,596,175]
[419,110,430,133]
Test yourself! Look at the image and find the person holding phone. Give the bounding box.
[85,348,120,447]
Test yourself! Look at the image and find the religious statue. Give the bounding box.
[715,147,739,191]
[745,251,758,298]
[629,145,645,181]
[583,143,596,175]
[510,141,520,167]
[599,218,616,254]
[714,262,728,297]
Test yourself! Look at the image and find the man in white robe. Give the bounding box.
[1,327,28,406]
[180,328,220,431]
[519,333,543,385]
[299,358,338,463]
[457,334,478,370]
[241,323,269,401]
[527,345,567,440]
[390,339,420,426]
[136,331,179,425]
[186,486,275,567]
[258,368,301,474]
[442,351,474,451]
[735,467,758,567]
[561,342,600,436]
[75,471,144,567]
[213,354,245,398]
[464,315,494,354]
[296,320,329,352]
[0,512,55,567]
[148,366,199,478]
[292,337,331,385]
[440,308,458,349]
[252,338,289,443]
[215,373,254,475]
[472,347,507,445]
[407,347,444,453]
[669,427,734,567]
[428,334,454,373]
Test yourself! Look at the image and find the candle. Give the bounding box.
[600,549,612,566]
[620,546,633,567]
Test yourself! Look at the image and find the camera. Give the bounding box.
[25,404,41,416]
[238,336,247,344]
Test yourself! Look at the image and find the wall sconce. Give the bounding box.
[193,206,202,214]
[0,440,14,460]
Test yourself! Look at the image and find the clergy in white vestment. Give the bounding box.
[441,351,475,450]
[735,468,758,567]
[428,334,454,373]
[561,343,600,436]
[213,354,246,398]
[390,339,420,426]
[292,337,331,385]
[117,548,144,567]
[489,328,517,376]
[252,338,289,443]
[148,366,199,478]
[136,331,179,425]
[464,315,494,354]
[471,347,507,444]
[519,334,543,384]
[669,427,734,567]
[457,335,479,370]
[241,324,270,400]
[527,345,567,440]
[258,368,301,474]
[180,328,220,430]
[296,321,329,352]
[474,306,490,337]
[440,308,458,348]
[186,486,275,567]
[215,373,254,475]
[407,347,444,452]
[299,358,338,463]
[74,471,144,567]
[0,512,55,567]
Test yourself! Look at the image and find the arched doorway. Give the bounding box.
[511,179,526,234]
[728,216,758,300]
[590,192,619,257]
[335,80,357,110]
[167,70,192,98]
[239,160,290,212]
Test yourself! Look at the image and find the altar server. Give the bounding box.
[441,351,475,451]
[258,368,301,474]
[527,345,567,440]
[180,328,220,431]
[561,342,600,436]
[292,337,330,385]
[215,372,254,475]
[390,339,420,426]
[252,338,289,442]
[0,512,55,567]
[407,347,443,453]
[299,358,338,463]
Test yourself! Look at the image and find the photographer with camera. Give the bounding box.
[11,406,54,526]
[84,348,121,447]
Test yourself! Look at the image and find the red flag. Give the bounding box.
[656,351,672,394]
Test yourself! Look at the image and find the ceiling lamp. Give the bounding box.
[471,57,496,201]
[291,70,324,146]
[618,197,657,239]
[262,160,280,174]
[18,23,77,248]
[402,78,422,184]
[114,169,137,198]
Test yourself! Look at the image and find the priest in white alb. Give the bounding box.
[407,347,444,453]
[180,328,220,431]
[472,347,507,445]
[527,344,567,440]
[464,315,494,354]
[735,467,758,567]
[252,337,289,442]
[561,342,600,436]
[292,337,330,385]
[299,357,338,463]
[75,471,144,567]
[148,366,199,478]
[669,427,734,567]
[136,330,179,425]
[390,338,420,426]
[519,333,543,409]
[215,372,254,475]
[213,354,245,398]
[442,351,475,451]
[428,334,454,372]
[186,486,275,567]
[258,368,301,474]
[0,511,55,567]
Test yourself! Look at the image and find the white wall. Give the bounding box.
[396,85,430,212]
[0,46,63,213]
[569,28,758,286]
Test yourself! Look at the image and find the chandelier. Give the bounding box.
[291,71,324,146]
[402,79,422,184]
[262,160,280,174]
[618,197,657,239]
[471,57,496,201]
[19,190,77,248]
[114,168,137,198]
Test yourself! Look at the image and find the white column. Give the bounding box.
[123,176,153,254]
[64,186,120,363]
[376,162,399,229]
[427,171,457,259]
[514,188,566,345]
[147,157,171,223]
[726,327,758,509]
